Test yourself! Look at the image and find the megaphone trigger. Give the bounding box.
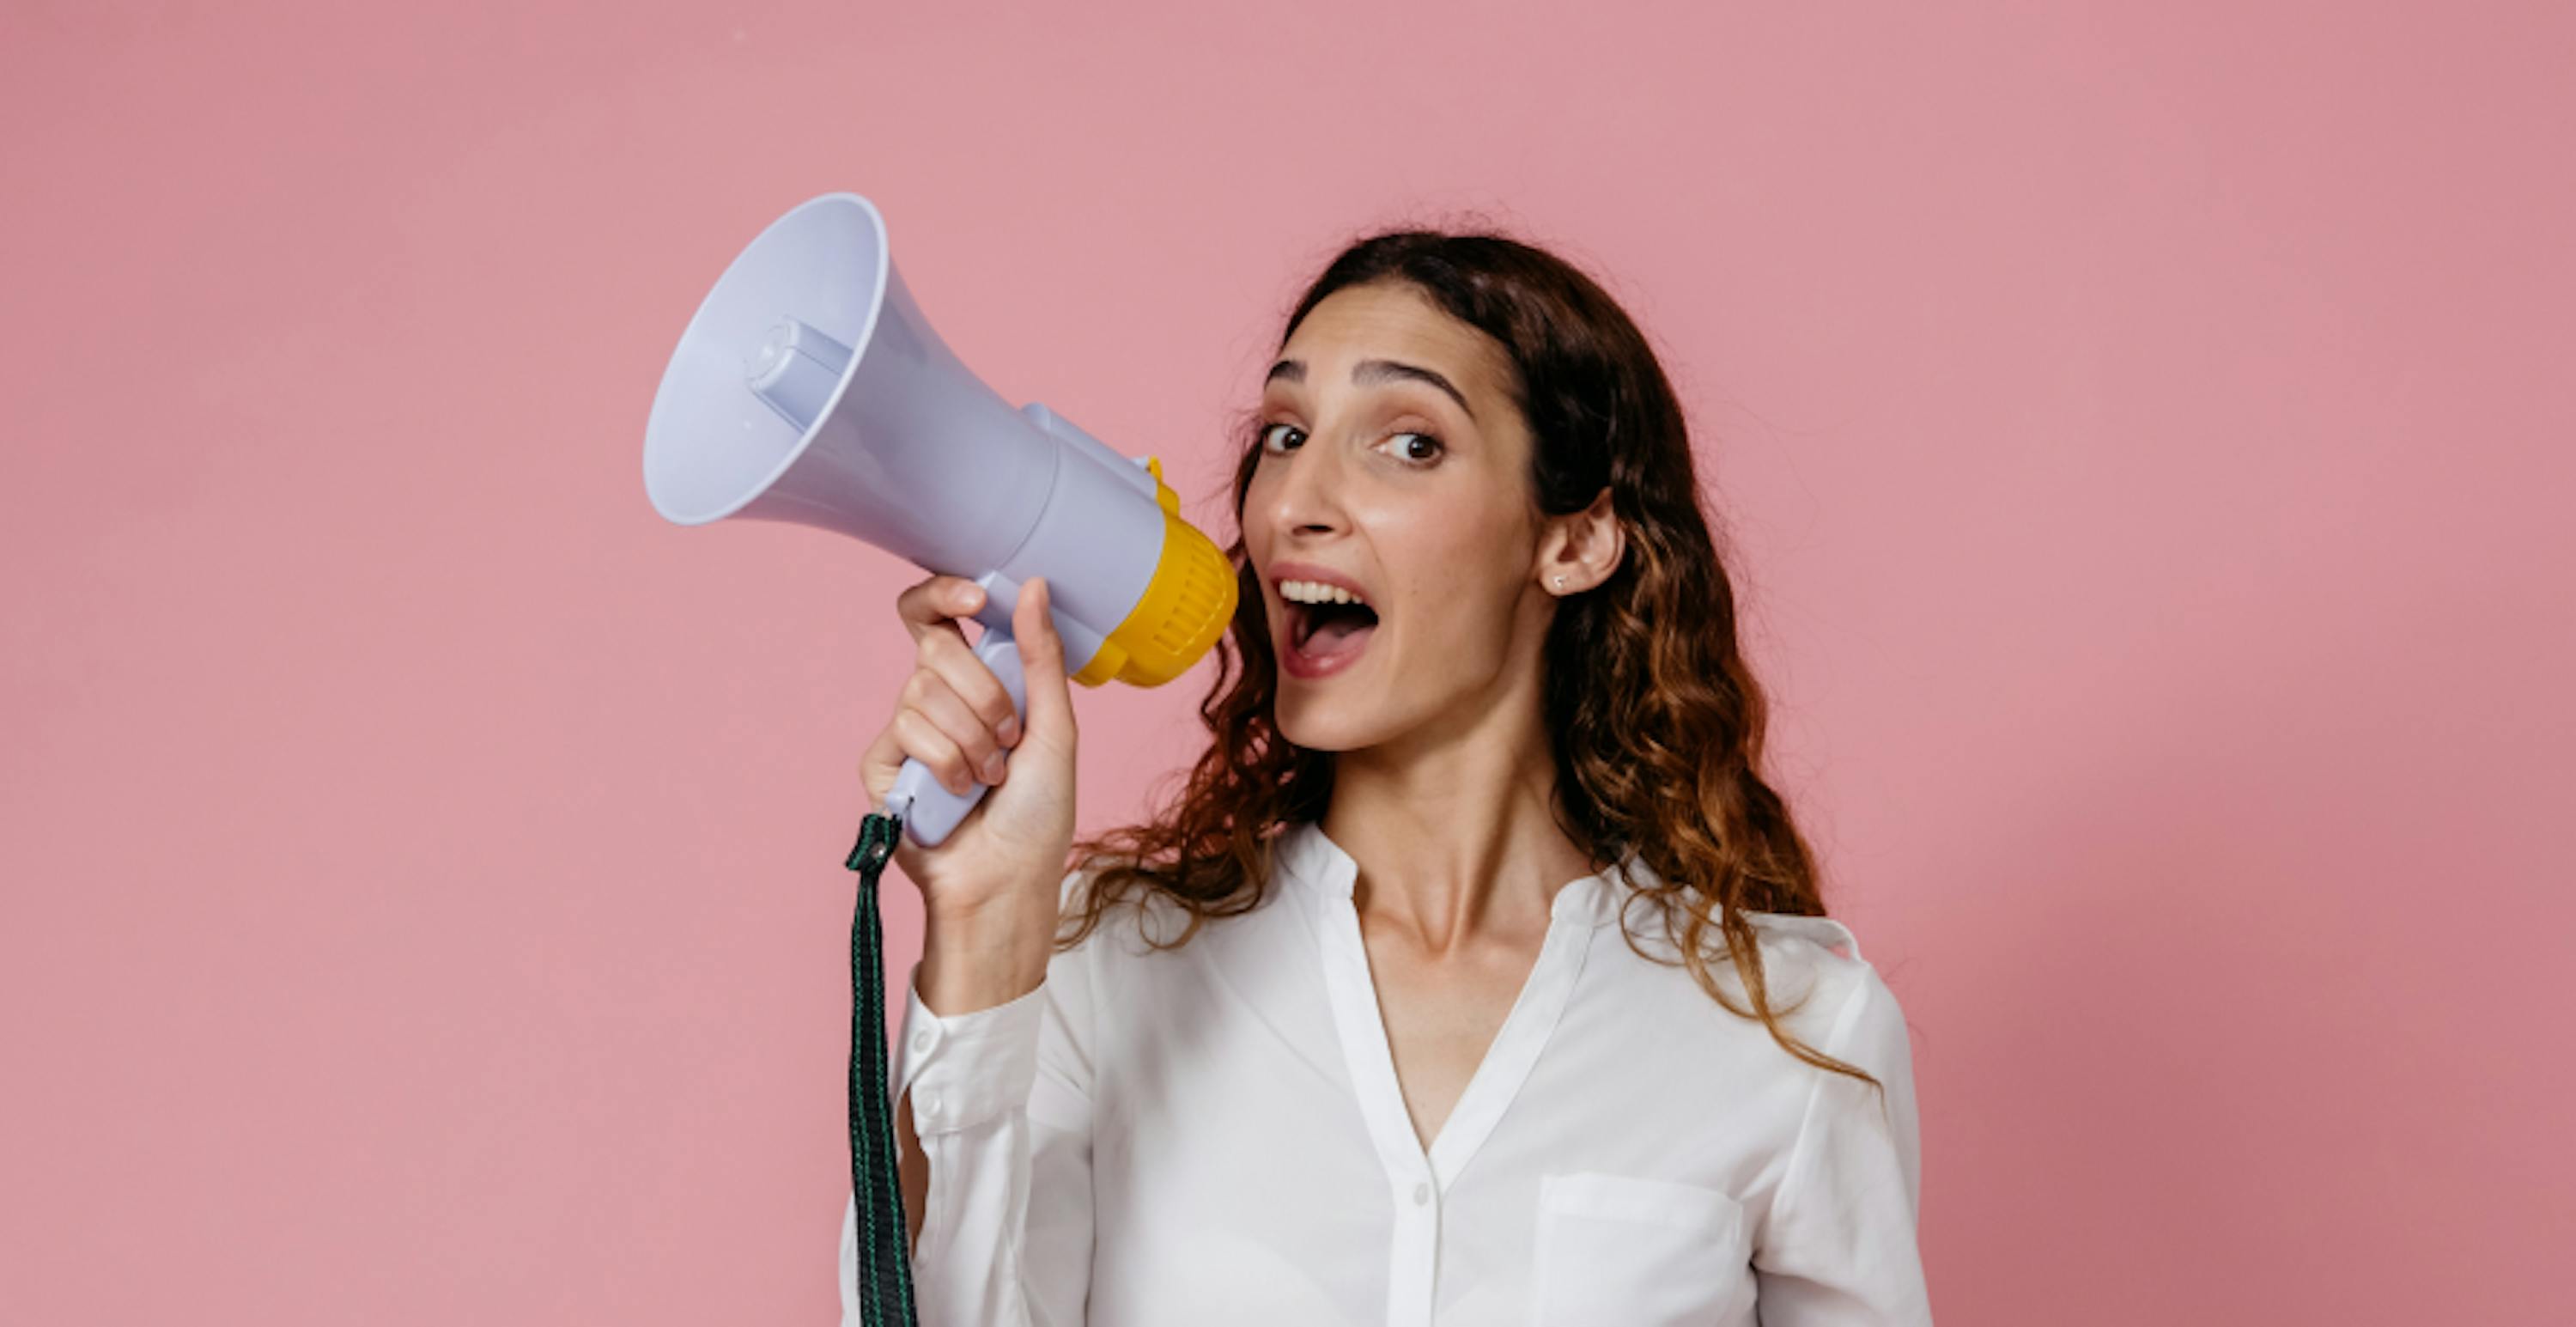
[965,569,1024,636]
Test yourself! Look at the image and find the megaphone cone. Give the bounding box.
[644,193,1236,847]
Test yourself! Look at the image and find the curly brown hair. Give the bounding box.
[1057,226,1877,1092]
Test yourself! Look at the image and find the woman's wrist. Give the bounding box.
[916,893,1055,1016]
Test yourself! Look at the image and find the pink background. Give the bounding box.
[4,1,2568,1321]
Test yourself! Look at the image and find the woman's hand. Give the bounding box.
[859,574,1078,936]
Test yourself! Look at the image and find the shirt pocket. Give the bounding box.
[1530,1171,1755,1326]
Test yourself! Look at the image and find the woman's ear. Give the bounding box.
[1537,486,1623,595]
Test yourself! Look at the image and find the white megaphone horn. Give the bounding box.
[643,193,1237,847]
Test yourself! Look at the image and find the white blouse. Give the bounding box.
[841,819,1930,1325]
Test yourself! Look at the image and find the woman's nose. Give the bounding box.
[1263,442,1346,538]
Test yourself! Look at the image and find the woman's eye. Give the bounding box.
[1259,423,1306,453]
[1382,431,1443,464]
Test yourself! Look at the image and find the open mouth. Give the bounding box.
[1284,598,1379,675]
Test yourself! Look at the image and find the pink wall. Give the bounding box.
[4,1,2568,1321]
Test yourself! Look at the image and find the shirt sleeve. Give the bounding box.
[839,902,1097,1327]
[1751,963,1932,1325]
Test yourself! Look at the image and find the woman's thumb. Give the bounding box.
[1015,576,1074,743]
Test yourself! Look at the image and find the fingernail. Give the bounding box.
[997,715,1021,746]
[982,752,1008,782]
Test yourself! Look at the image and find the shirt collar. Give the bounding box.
[1273,819,1636,929]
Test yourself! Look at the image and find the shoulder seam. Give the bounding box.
[1744,910,1864,963]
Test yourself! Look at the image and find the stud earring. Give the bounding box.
[1552,575,1567,591]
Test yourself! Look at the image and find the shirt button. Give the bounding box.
[910,1030,933,1053]
[920,1091,940,1116]
[1412,1182,1431,1206]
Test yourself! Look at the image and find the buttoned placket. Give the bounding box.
[1297,829,1601,1327]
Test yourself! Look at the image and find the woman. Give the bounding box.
[843,229,1931,1325]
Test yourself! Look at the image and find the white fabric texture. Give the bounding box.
[839,819,1929,1325]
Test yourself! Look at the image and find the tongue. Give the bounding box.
[1305,612,1376,656]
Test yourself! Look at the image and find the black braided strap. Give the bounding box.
[845,812,919,1327]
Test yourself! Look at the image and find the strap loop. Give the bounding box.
[846,811,920,1325]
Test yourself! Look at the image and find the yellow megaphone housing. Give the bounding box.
[642,193,1237,846]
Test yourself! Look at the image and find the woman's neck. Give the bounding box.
[1321,703,1602,958]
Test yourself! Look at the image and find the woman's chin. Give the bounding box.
[1272,706,1367,754]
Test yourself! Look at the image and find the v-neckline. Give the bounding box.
[1291,826,1604,1191]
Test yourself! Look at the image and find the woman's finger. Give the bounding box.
[893,575,987,647]
[901,667,1009,791]
[858,720,909,806]
[889,706,981,799]
[1014,576,1075,747]
[916,625,1022,749]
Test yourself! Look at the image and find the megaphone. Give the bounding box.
[643,193,1238,847]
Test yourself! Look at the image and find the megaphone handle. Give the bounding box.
[885,624,1029,849]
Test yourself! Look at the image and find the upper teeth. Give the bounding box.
[1281,579,1366,606]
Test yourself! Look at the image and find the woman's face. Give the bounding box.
[1242,280,1553,754]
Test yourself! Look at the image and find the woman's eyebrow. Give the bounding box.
[1264,357,1477,422]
